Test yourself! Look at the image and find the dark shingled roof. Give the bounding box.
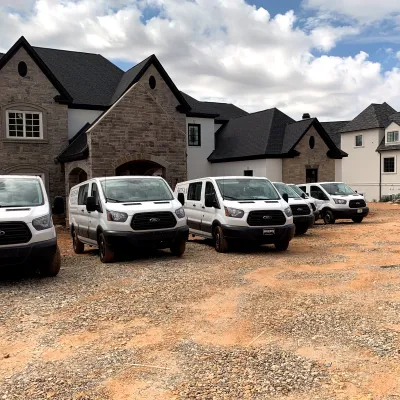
[388,112,400,127]
[0,53,3,59]
[321,121,350,148]
[181,92,248,121]
[340,103,397,133]
[56,123,90,162]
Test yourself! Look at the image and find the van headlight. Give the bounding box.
[175,207,185,219]
[224,207,244,218]
[32,214,53,231]
[107,210,128,222]
[284,207,293,217]
[334,199,347,204]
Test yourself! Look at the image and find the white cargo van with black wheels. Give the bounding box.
[175,177,296,252]
[288,184,319,222]
[272,182,315,235]
[69,176,189,263]
[0,175,65,276]
[298,182,369,224]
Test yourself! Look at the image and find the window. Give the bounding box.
[6,110,43,139]
[309,136,315,149]
[149,76,156,89]
[306,168,318,183]
[310,185,328,201]
[215,179,280,201]
[187,182,203,201]
[188,124,201,147]
[78,184,89,205]
[383,157,396,173]
[355,135,363,147]
[298,186,307,194]
[18,62,28,77]
[387,131,399,143]
[244,170,253,176]
[205,182,219,208]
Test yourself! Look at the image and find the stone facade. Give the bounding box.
[283,126,336,184]
[84,70,187,188]
[0,47,68,202]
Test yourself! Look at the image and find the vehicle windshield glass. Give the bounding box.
[289,185,307,198]
[274,183,301,199]
[321,183,355,196]
[215,179,280,200]
[0,178,44,207]
[100,178,173,202]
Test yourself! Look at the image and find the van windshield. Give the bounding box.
[321,183,355,196]
[0,178,44,207]
[289,184,308,198]
[274,183,301,199]
[100,178,173,202]
[216,179,280,201]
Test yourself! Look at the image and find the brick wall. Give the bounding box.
[0,47,68,202]
[283,126,335,184]
[88,70,187,188]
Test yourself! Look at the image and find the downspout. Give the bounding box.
[379,152,382,201]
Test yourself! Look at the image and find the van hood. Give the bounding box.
[105,199,182,216]
[331,194,364,200]
[223,199,287,211]
[287,198,309,206]
[0,205,49,222]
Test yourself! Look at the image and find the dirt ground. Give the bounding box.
[1,203,400,399]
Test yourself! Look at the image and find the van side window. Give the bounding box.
[310,185,328,201]
[78,184,89,205]
[205,182,219,207]
[188,182,202,201]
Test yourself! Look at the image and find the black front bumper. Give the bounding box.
[0,238,57,268]
[103,226,189,249]
[293,214,315,228]
[221,224,296,244]
[332,207,369,219]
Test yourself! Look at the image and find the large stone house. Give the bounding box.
[0,36,349,213]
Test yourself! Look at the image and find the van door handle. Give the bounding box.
[81,209,85,212]
[193,204,196,207]
[202,206,205,209]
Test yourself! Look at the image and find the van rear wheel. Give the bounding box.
[40,247,61,277]
[72,229,84,254]
[214,226,229,253]
[171,237,186,257]
[99,233,115,263]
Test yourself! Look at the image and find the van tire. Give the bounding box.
[295,224,309,235]
[214,226,229,253]
[171,237,186,257]
[99,233,115,263]
[323,210,335,224]
[352,216,363,223]
[72,228,84,254]
[275,239,289,251]
[41,247,61,277]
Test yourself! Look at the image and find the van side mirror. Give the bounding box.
[53,196,65,215]
[355,190,358,193]
[177,193,185,206]
[301,192,306,199]
[86,196,97,212]
[282,193,289,203]
[205,193,219,208]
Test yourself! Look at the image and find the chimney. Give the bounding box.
[302,113,311,119]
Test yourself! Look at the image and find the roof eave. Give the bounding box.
[186,111,220,118]
[56,147,89,163]
[207,152,295,163]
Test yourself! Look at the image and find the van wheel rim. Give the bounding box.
[216,233,220,250]
[73,232,77,250]
[99,237,105,259]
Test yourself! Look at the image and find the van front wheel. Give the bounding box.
[214,226,229,253]
[352,216,363,223]
[99,233,115,263]
[171,237,186,257]
[41,247,61,277]
[295,224,309,235]
[72,229,84,254]
[275,239,289,251]
[323,210,335,224]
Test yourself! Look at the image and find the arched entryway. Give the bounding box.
[115,160,165,177]
[68,167,88,191]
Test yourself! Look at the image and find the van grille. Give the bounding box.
[247,210,286,226]
[290,205,311,216]
[349,199,366,208]
[0,222,32,245]
[131,212,177,231]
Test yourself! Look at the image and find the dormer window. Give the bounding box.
[387,131,399,143]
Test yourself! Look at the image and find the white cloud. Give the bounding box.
[0,0,399,121]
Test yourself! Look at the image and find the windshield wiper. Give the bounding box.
[223,195,237,200]
[105,198,122,203]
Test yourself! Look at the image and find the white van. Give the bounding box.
[297,182,369,224]
[288,184,319,221]
[175,177,295,252]
[272,182,315,234]
[0,175,64,276]
[68,176,189,263]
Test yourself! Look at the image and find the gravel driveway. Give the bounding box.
[1,203,400,399]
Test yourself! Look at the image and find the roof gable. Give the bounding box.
[340,103,397,133]
[0,37,72,104]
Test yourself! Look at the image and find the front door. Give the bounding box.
[306,168,318,183]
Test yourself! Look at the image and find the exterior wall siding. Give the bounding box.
[0,47,68,202]
[68,109,102,139]
[282,126,335,184]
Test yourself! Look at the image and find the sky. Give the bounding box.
[1,0,400,121]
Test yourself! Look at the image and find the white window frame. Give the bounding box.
[383,156,397,174]
[355,134,363,147]
[387,131,399,144]
[6,110,43,140]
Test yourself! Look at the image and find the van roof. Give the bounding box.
[298,182,344,185]
[0,175,41,180]
[95,176,164,181]
[177,176,271,184]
